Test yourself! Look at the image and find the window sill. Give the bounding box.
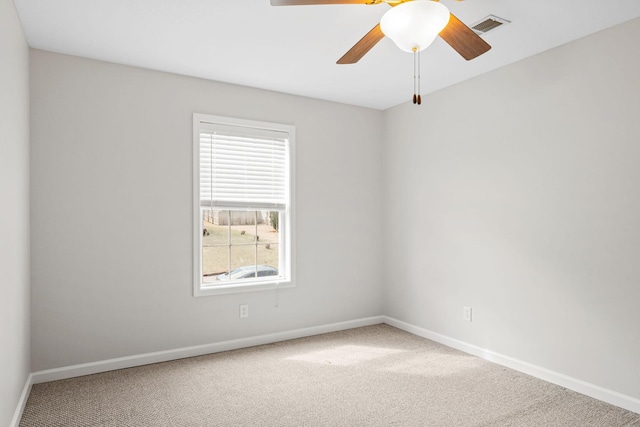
[194,280,294,297]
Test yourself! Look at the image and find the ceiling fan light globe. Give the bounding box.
[380,0,450,53]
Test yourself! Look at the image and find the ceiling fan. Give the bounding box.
[271,0,491,104]
[270,0,490,63]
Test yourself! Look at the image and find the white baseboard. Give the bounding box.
[31,315,384,384]
[382,316,640,415]
[10,373,33,427]
[23,315,640,418]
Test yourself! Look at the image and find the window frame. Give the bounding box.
[193,113,295,297]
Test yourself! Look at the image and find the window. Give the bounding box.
[193,114,294,296]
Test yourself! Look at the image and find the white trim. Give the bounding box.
[22,316,640,416]
[382,316,640,415]
[197,280,295,296]
[10,373,33,427]
[31,316,383,384]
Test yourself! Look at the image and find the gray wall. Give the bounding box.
[0,0,30,424]
[29,50,384,371]
[383,18,640,400]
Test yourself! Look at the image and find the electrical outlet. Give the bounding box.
[239,304,249,318]
[463,306,472,322]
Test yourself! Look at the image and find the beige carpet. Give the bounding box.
[20,324,640,426]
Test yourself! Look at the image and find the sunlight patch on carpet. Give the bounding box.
[286,345,405,366]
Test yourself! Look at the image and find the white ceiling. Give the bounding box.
[14,0,640,110]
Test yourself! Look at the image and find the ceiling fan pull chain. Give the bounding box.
[412,47,422,106]
[417,49,422,105]
[413,47,418,104]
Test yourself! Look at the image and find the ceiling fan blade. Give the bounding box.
[271,0,370,5]
[337,23,385,64]
[439,13,491,60]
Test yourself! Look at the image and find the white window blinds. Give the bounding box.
[199,122,289,210]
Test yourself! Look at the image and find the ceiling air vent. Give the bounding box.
[471,15,511,35]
